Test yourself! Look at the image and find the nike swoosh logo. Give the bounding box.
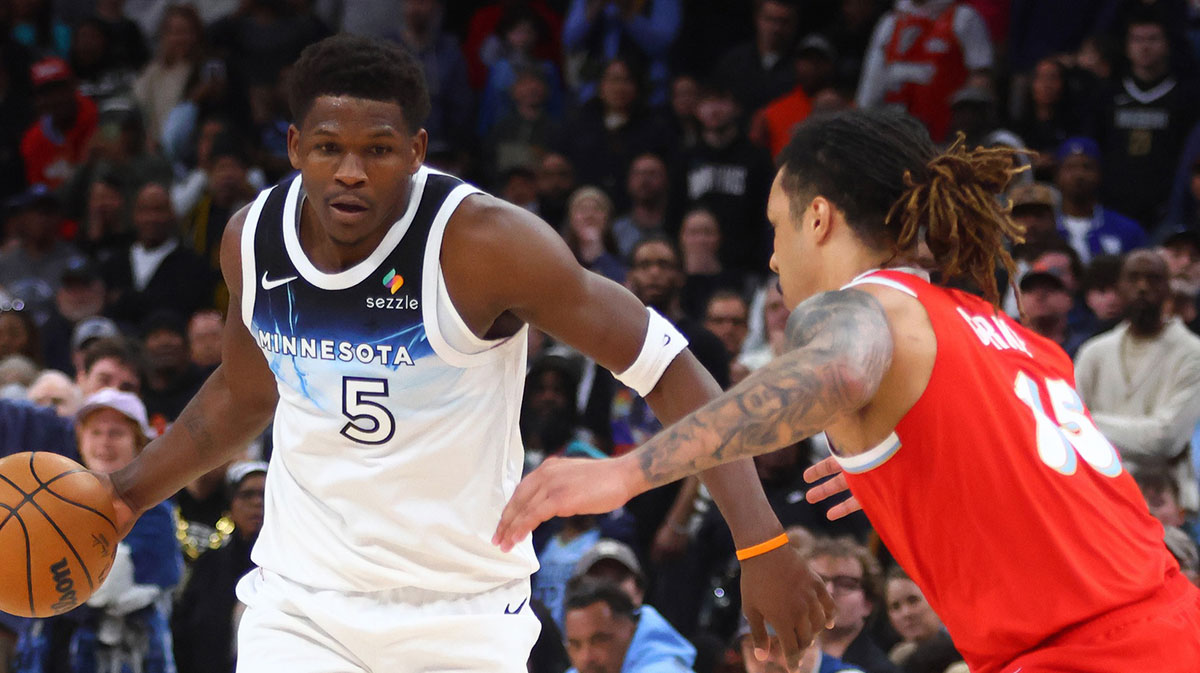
[261,272,298,290]
[504,598,527,615]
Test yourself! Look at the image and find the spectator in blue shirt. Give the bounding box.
[1055,137,1147,263]
[564,579,696,673]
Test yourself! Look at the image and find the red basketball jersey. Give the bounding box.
[836,270,1178,672]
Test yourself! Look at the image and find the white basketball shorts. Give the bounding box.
[233,568,541,672]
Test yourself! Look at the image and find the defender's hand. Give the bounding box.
[493,456,637,551]
[740,544,837,672]
[803,457,863,520]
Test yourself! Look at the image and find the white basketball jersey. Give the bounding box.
[239,167,537,594]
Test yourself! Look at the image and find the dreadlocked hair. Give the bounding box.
[888,136,1029,306]
[778,109,1030,308]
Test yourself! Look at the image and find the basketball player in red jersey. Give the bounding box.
[496,108,1200,672]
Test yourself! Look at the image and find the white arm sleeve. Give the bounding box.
[954,5,994,71]
[856,13,896,109]
[613,308,688,397]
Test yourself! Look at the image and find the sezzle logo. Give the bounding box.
[382,269,404,295]
[49,558,77,612]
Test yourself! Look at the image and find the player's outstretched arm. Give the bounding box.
[101,205,279,536]
[494,287,893,538]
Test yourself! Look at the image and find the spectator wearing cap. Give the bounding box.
[20,56,98,189]
[855,0,993,142]
[101,180,215,327]
[38,257,107,373]
[15,388,181,673]
[1075,249,1200,513]
[563,578,696,673]
[68,316,120,377]
[1019,269,1090,357]
[172,461,266,673]
[750,35,838,159]
[140,310,205,432]
[712,0,800,116]
[1009,182,1060,250]
[0,185,86,322]
[670,82,775,279]
[1090,11,1200,228]
[1053,137,1146,263]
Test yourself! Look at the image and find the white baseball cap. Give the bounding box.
[76,388,154,440]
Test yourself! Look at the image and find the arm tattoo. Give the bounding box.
[636,289,894,487]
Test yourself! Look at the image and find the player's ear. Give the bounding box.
[409,128,428,174]
[810,196,835,245]
[286,124,302,171]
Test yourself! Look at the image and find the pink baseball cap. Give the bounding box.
[76,388,155,440]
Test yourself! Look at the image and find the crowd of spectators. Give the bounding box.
[2,1,1200,672]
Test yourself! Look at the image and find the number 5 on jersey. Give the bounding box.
[342,377,395,445]
[1013,371,1122,477]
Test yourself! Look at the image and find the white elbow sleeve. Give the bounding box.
[613,308,688,397]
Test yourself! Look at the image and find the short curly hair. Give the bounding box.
[286,34,431,132]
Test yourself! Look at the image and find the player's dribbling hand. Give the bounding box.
[493,455,637,551]
[740,544,837,672]
[803,456,863,520]
[90,471,139,539]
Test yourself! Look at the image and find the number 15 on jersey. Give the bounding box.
[1013,371,1122,478]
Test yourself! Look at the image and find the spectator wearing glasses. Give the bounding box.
[808,538,897,673]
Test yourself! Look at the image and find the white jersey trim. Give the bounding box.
[842,274,918,297]
[832,432,902,474]
[282,167,430,291]
[422,185,527,368]
[239,185,275,330]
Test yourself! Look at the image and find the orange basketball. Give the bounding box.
[0,452,117,618]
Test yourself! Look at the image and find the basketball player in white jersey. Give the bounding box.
[94,35,834,672]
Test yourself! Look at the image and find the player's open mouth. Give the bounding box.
[331,203,368,214]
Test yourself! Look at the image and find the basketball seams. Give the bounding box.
[33,456,116,529]
[0,502,37,617]
[23,495,97,592]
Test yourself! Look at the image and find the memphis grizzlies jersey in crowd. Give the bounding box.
[239,166,537,594]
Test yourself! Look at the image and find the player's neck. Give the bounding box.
[298,190,410,272]
[826,244,900,292]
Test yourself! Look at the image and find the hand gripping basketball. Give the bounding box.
[0,452,119,617]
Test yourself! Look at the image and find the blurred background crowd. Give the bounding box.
[1,1,1200,672]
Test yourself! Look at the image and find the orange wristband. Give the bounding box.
[735,533,790,561]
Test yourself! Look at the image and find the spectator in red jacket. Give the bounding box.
[20,56,97,188]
